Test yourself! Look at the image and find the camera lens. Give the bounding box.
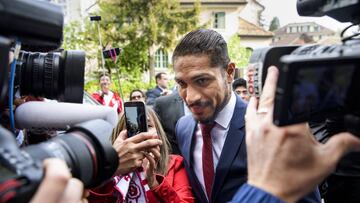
[16,50,85,103]
[23,119,118,188]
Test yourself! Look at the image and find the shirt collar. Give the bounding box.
[215,91,236,129]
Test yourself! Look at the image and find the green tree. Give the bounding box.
[98,0,200,82]
[269,17,280,31]
[227,35,252,69]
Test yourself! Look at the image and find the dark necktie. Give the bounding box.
[200,122,215,200]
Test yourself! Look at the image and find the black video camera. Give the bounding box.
[0,119,118,203]
[0,0,119,202]
[0,0,85,108]
[248,0,360,136]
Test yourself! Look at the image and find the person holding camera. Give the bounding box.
[88,107,194,203]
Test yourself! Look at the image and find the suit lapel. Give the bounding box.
[211,96,246,201]
[181,117,209,202]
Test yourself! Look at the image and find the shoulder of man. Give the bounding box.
[175,115,194,138]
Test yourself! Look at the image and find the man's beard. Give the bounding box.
[188,84,231,124]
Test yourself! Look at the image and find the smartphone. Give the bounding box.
[123,101,148,137]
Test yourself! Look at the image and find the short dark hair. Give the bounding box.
[232,78,247,89]
[155,72,166,81]
[172,29,230,69]
[129,89,145,100]
[99,72,111,81]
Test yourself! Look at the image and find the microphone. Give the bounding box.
[15,101,118,131]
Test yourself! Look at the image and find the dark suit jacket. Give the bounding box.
[176,95,321,203]
[153,92,184,155]
[146,86,163,106]
[176,95,247,203]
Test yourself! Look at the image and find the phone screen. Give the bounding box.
[124,102,147,137]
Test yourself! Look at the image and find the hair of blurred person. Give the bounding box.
[146,72,172,105]
[112,107,170,174]
[156,72,169,90]
[232,78,249,101]
[129,89,146,102]
[99,73,112,94]
[92,73,123,113]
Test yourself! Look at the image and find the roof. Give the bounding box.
[238,17,274,37]
[274,22,335,36]
[180,0,246,5]
[271,33,314,46]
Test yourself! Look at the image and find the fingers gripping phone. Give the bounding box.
[124,101,148,137]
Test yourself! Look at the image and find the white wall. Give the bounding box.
[239,0,263,26]
[199,6,245,42]
[240,37,272,50]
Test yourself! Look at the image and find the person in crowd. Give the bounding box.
[146,72,172,106]
[232,78,250,102]
[88,107,195,203]
[153,90,189,155]
[173,29,320,203]
[92,73,123,113]
[129,89,146,102]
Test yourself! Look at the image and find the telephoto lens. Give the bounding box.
[23,119,119,188]
[0,119,118,203]
[15,50,85,103]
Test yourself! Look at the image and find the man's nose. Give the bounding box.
[185,86,201,104]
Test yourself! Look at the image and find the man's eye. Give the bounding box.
[196,78,208,86]
[177,81,186,88]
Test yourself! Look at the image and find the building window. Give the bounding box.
[155,49,168,69]
[213,12,225,29]
[286,27,291,33]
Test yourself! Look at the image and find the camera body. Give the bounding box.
[248,0,360,136]
[0,120,118,203]
[0,1,119,202]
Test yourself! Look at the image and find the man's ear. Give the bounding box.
[226,62,236,84]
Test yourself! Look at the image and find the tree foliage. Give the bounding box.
[227,35,252,69]
[98,0,200,82]
[62,0,200,99]
[269,17,280,31]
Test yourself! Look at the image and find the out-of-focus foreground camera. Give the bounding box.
[0,0,85,107]
[0,119,118,203]
[15,50,85,103]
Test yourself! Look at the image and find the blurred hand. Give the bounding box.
[245,66,360,202]
[143,147,161,188]
[161,89,172,96]
[30,158,87,203]
[113,130,162,175]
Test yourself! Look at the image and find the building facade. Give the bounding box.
[272,22,338,46]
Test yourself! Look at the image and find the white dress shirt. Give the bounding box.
[192,91,236,199]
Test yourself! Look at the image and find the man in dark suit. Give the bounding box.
[146,72,171,106]
[153,91,185,155]
[173,29,320,203]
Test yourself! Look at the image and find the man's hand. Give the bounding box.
[30,158,87,203]
[245,66,360,202]
[112,130,162,175]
